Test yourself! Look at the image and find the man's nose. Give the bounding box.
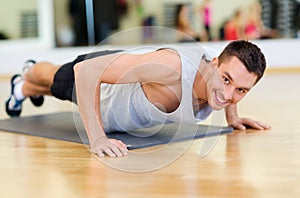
[224,87,235,101]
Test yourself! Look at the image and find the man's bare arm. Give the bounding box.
[74,54,127,157]
[74,49,181,157]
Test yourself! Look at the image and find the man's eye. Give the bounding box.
[223,77,230,84]
[238,88,246,93]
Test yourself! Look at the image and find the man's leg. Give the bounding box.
[22,81,52,97]
[5,61,60,117]
[22,61,60,97]
[6,50,122,117]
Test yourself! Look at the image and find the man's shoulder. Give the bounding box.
[171,44,218,60]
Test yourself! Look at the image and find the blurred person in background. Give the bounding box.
[198,0,213,41]
[244,2,277,40]
[175,4,202,42]
[224,9,245,40]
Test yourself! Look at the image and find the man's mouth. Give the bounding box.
[215,91,228,106]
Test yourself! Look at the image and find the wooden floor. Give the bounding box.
[0,72,300,198]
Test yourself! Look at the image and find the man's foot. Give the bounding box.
[5,74,24,117]
[22,59,36,73]
[23,60,44,107]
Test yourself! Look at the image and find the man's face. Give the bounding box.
[206,56,258,110]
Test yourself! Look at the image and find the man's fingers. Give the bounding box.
[242,118,271,130]
[103,147,117,157]
[110,146,125,157]
[230,122,246,130]
[113,142,128,156]
[92,140,128,158]
[236,124,246,131]
[96,150,105,158]
[230,118,271,131]
[247,121,264,130]
[96,148,123,158]
[258,122,271,130]
[117,140,128,151]
[110,139,128,152]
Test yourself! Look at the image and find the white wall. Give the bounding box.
[0,39,299,75]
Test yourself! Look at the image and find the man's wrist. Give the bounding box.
[91,135,107,148]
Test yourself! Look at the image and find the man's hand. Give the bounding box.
[225,104,271,131]
[91,136,128,157]
[226,116,271,131]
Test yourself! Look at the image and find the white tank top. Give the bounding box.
[99,45,213,132]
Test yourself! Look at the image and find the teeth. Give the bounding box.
[216,93,226,104]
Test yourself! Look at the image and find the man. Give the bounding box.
[5,40,271,158]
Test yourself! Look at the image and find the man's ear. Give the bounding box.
[212,57,219,67]
[209,57,218,72]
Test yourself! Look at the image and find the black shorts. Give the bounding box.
[50,50,122,103]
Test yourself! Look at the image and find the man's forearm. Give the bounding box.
[74,62,107,145]
[225,104,238,120]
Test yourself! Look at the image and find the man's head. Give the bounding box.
[204,40,267,110]
[218,40,266,84]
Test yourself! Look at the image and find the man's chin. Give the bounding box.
[208,101,226,110]
[212,105,225,111]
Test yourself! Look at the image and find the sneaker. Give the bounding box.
[5,74,24,117]
[22,59,36,74]
[22,60,44,107]
[29,96,44,107]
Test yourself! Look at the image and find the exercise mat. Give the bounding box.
[0,112,233,149]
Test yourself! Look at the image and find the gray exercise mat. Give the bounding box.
[0,112,233,150]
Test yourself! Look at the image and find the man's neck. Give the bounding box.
[192,60,210,102]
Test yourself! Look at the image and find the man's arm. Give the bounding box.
[74,49,181,157]
[74,53,127,157]
[225,104,271,130]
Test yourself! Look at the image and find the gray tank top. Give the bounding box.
[99,45,213,133]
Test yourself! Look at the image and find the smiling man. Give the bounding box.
[5,40,271,158]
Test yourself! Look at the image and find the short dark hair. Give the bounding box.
[218,40,266,83]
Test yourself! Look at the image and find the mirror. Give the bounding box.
[0,0,54,49]
[54,0,129,46]
[53,0,300,47]
[1,0,299,47]
[0,0,38,40]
